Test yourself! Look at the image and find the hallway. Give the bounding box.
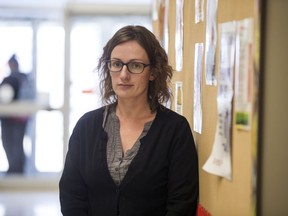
[0,190,61,216]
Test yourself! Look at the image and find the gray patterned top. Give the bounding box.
[104,104,153,185]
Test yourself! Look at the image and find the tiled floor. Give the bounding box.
[0,191,61,216]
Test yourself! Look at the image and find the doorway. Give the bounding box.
[0,14,151,187]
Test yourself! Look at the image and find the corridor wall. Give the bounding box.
[152,0,262,215]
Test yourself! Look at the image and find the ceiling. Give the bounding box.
[0,0,153,20]
[0,0,152,8]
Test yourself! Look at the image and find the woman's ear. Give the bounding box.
[149,72,155,81]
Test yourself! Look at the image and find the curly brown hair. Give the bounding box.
[96,25,173,112]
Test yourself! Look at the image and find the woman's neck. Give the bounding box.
[116,99,154,121]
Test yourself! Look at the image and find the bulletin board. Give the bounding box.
[152,0,261,215]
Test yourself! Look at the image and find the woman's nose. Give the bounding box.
[119,65,130,79]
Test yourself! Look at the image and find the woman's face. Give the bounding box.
[110,40,154,102]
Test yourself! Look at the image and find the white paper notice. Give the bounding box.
[193,43,204,134]
[205,0,218,85]
[203,21,236,180]
[175,0,184,72]
[235,18,253,130]
[163,0,170,54]
[175,81,183,115]
[195,0,204,24]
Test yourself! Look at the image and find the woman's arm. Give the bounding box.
[59,124,89,216]
[166,118,199,216]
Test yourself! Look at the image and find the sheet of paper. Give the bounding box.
[163,0,170,54]
[157,0,169,54]
[175,0,184,72]
[193,43,204,134]
[203,21,236,180]
[175,81,183,115]
[205,0,218,85]
[235,18,253,130]
[195,0,205,24]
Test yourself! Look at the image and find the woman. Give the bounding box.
[59,25,199,216]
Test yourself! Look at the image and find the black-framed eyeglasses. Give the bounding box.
[106,59,150,74]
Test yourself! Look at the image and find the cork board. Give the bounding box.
[153,0,261,215]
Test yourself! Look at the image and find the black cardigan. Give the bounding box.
[59,106,199,216]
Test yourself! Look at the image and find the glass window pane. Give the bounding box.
[35,23,65,172]
[0,22,33,76]
[0,22,33,173]
[37,24,65,109]
[69,22,103,131]
[35,110,63,172]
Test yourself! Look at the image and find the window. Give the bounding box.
[0,22,33,172]
[0,15,151,177]
[0,21,65,174]
[35,24,65,172]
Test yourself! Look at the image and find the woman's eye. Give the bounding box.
[131,62,141,69]
[113,61,122,68]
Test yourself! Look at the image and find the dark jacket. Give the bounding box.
[59,106,199,216]
[0,72,22,100]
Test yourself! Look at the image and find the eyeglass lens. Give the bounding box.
[108,60,148,74]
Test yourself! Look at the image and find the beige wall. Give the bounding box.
[260,0,288,215]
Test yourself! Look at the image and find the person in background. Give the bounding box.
[59,25,199,216]
[0,54,31,174]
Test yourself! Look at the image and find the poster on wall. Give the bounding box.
[163,0,170,54]
[235,18,254,130]
[175,0,184,72]
[175,81,183,115]
[205,0,218,85]
[152,0,159,21]
[203,21,236,180]
[193,43,204,134]
[195,0,205,24]
[156,0,169,53]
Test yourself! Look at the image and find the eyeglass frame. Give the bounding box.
[106,59,151,74]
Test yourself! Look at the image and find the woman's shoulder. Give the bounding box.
[75,106,106,127]
[157,105,187,121]
[82,106,105,117]
[154,106,191,131]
